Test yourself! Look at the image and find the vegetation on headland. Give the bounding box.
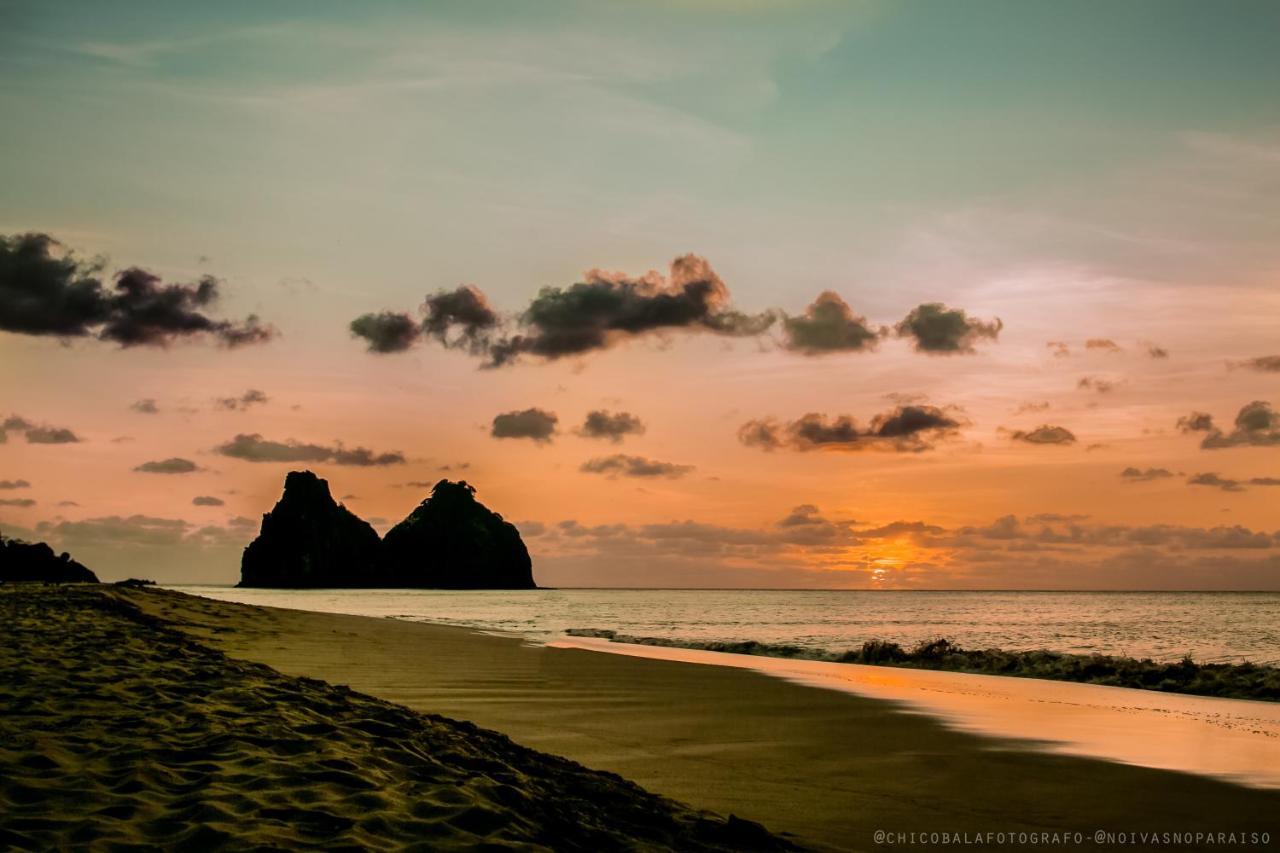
[565,630,1280,702]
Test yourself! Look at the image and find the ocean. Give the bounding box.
[174,588,1280,665]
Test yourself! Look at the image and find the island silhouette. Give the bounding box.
[239,471,535,589]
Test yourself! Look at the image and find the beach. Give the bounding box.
[0,585,793,851]
[115,587,1280,850]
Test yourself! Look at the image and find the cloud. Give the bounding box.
[1177,411,1216,433]
[0,233,276,347]
[24,426,80,444]
[576,410,646,443]
[0,479,32,489]
[739,405,964,453]
[357,255,775,368]
[1005,425,1077,446]
[523,510,1280,589]
[579,454,694,479]
[133,457,200,474]
[1143,342,1169,359]
[214,433,406,465]
[1120,467,1174,482]
[37,514,247,550]
[349,311,420,353]
[1229,355,1280,373]
[215,389,269,411]
[422,285,501,353]
[1187,472,1280,493]
[894,303,1001,354]
[1187,472,1245,492]
[1078,375,1121,394]
[488,255,775,367]
[1180,401,1280,449]
[192,495,225,506]
[1085,338,1122,352]
[1046,341,1071,358]
[781,291,881,354]
[2,415,82,444]
[130,399,159,414]
[0,498,35,507]
[491,408,558,442]
[1014,401,1051,415]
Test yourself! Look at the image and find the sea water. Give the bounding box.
[173,587,1280,665]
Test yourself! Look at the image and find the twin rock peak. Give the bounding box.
[239,470,535,589]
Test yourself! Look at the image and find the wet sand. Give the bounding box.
[0,586,793,851]
[554,636,1280,789]
[133,588,1280,852]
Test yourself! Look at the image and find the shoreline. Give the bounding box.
[551,635,1280,790]
[137,586,1280,850]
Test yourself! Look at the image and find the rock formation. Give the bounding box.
[238,471,383,588]
[381,480,535,589]
[238,472,535,589]
[0,533,98,583]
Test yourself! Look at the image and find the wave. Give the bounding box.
[564,629,1280,702]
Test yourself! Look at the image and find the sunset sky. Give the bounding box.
[3,0,1279,588]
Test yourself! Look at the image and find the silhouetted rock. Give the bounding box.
[115,578,156,589]
[0,533,98,583]
[382,480,535,589]
[239,471,383,588]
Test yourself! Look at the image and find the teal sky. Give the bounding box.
[3,1,1280,587]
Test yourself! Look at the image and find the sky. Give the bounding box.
[2,0,1279,588]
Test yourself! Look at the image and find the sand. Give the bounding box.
[553,635,1280,789]
[124,588,1280,852]
[0,585,794,851]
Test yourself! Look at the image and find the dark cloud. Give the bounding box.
[214,433,406,466]
[1177,412,1216,433]
[739,405,964,453]
[215,389,269,411]
[1229,355,1280,373]
[0,233,276,348]
[491,408,558,443]
[437,462,471,472]
[487,255,774,367]
[350,311,420,353]
[130,399,159,414]
[1187,472,1280,493]
[1120,467,1175,482]
[1181,401,1280,449]
[3,416,81,444]
[576,410,645,443]
[1187,472,1245,492]
[579,454,694,479]
[1046,341,1071,358]
[134,458,199,474]
[1085,338,1121,352]
[358,256,776,368]
[1014,401,1051,415]
[894,303,1002,354]
[423,285,500,354]
[0,498,35,507]
[1078,376,1120,394]
[0,480,31,489]
[24,426,80,444]
[1005,425,1077,446]
[1143,342,1169,359]
[192,495,225,506]
[781,291,881,354]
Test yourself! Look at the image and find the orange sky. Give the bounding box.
[2,1,1280,587]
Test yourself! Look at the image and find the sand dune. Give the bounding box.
[0,586,794,850]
